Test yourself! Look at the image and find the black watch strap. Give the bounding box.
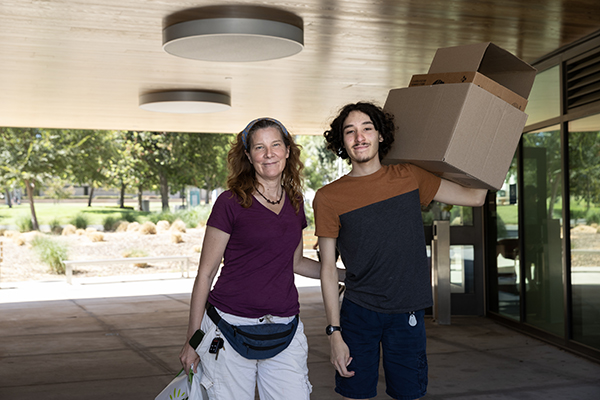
[326,325,342,335]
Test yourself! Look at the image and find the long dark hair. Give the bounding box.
[324,102,395,163]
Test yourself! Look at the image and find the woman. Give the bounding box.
[179,118,322,400]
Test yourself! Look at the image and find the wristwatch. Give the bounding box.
[326,325,342,335]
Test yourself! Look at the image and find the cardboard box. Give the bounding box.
[427,42,537,99]
[409,71,528,111]
[382,83,528,190]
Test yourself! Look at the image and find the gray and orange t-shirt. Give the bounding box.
[313,163,441,313]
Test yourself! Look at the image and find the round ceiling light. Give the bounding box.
[163,13,304,62]
[139,91,231,114]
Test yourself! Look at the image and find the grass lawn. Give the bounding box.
[496,204,518,225]
[0,200,210,230]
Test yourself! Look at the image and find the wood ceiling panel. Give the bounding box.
[0,0,599,135]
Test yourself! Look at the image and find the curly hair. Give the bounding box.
[226,118,304,213]
[323,102,395,163]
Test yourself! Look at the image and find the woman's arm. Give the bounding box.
[293,238,346,281]
[179,226,230,375]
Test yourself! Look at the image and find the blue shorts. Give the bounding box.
[335,298,428,400]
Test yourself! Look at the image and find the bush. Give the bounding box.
[147,210,176,224]
[586,210,600,225]
[70,213,89,230]
[121,212,138,223]
[138,221,157,235]
[62,224,77,235]
[16,215,34,232]
[102,215,120,232]
[49,218,62,235]
[123,248,149,267]
[30,235,68,274]
[170,220,186,233]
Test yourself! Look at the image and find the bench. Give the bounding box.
[63,255,192,284]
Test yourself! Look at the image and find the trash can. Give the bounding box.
[141,200,150,212]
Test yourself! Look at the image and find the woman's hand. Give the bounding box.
[179,342,200,375]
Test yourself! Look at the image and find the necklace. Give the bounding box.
[255,185,284,205]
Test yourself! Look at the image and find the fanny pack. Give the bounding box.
[206,303,298,360]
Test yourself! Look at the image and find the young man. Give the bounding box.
[313,102,487,400]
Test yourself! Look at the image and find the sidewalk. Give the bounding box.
[1,275,599,399]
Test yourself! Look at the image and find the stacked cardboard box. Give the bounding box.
[383,42,537,190]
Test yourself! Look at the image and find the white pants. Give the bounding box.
[197,308,312,400]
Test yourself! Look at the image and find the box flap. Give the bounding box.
[427,42,537,98]
[409,71,528,110]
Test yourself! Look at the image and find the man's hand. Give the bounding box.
[330,332,355,378]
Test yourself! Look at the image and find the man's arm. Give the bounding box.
[433,178,488,207]
[319,236,355,378]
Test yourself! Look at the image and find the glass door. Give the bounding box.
[423,203,485,315]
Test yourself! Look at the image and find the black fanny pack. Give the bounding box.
[206,303,299,360]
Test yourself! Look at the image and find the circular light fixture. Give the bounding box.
[163,11,304,62]
[139,91,231,114]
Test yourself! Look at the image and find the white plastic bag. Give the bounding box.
[189,366,209,400]
[155,368,190,400]
[155,364,208,400]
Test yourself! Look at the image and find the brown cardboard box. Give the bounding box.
[382,83,528,190]
[427,42,536,99]
[409,71,528,111]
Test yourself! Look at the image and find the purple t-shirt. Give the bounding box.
[207,190,307,318]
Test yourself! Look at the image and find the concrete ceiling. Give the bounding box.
[2,0,600,136]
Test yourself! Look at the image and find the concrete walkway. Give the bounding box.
[1,274,599,399]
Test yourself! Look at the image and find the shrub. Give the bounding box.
[138,221,157,235]
[16,215,34,232]
[49,218,63,235]
[171,232,183,243]
[156,220,170,232]
[175,208,201,228]
[147,211,176,224]
[30,235,68,274]
[121,212,138,223]
[102,215,120,232]
[585,210,600,225]
[126,221,140,232]
[170,220,186,233]
[123,248,149,267]
[86,232,104,242]
[62,224,77,235]
[70,213,89,230]
[115,221,129,232]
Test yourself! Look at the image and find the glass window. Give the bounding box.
[526,66,560,126]
[568,114,600,351]
[496,155,520,320]
[522,126,564,337]
[450,245,474,294]
[422,203,473,226]
[426,244,474,294]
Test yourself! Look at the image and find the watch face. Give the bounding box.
[326,325,340,335]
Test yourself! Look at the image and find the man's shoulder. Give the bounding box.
[316,176,347,194]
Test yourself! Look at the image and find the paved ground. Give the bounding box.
[1,274,600,399]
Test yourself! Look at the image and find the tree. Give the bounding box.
[123,131,186,211]
[0,128,72,230]
[296,135,348,191]
[172,132,233,203]
[568,130,600,211]
[66,129,120,207]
